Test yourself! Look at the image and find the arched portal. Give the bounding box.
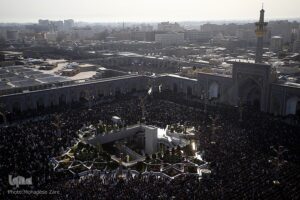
[70,91,77,103]
[187,86,192,97]
[50,101,55,107]
[36,98,44,110]
[115,87,121,97]
[239,78,262,110]
[12,102,21,113]
[286,97,299,115]
[0,112,7,124]
[98,90,104,98]
[271,97,281,116]
[59,94,66,105]
[173,83,178,93]
[79,90,87,102]
[247,87,261,109]
[297,101,300,117]
[209,82,220,99]
[131,88,137,94]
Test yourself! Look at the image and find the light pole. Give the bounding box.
[140,97,146,123]
[207,115,222,144]
[139,78,158,123]
[183,121,187,134]
[86,90,95,111]
[52,113,63,140]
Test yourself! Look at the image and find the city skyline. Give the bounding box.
[0,0,300,23]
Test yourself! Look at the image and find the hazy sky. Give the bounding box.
[0,0,299,23]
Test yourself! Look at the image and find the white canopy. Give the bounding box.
[112,116,121,123]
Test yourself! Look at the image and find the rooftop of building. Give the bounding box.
[0,65,73,89]
[0,57,130,96]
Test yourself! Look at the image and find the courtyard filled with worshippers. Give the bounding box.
[0,90,300,199]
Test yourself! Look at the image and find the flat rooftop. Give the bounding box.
[0,65,72,91]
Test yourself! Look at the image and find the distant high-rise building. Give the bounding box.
[293,26,300,53]
[0,30,7,41]
[72,27,94,40]
[270,36,283,52]
[51,21,64,31]
[268,20,292,43]
[64,19,74,31]
[293,36,300,53]
[200,23,224,33]
[236,29,256,40]
[184,30,211,43]
[140,24,153,32]
[155,32,185,47]
[255,7,268,63]
[157,22,184,32]
[38,19,50,26]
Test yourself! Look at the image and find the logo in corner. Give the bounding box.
[8,175,32,188]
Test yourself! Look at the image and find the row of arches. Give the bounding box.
[9,94,69,113]
[3,76,299,117]
[8,86,143,113]
[172,82,220,99]
[286,97,300,116]
[171,77,266,111]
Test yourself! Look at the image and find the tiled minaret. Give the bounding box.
[255,7,268,63]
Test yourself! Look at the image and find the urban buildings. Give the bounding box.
[0,3,300,199]
[155,32,185,47]
[157,22,184,32]
[0,9,299,128]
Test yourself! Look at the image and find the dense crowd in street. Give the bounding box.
[0,92,299,199]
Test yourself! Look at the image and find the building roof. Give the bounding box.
[37,76,70,83]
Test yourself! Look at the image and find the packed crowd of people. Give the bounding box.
[0,91,299,199]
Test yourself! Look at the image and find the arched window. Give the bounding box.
[187,86,192,96]
[59,94,66,105]
[209,82,220,99]
[286,97,299,115]
[173,83,178,93]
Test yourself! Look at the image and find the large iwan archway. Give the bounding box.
[239,78,262,109]
[209,82,220,99]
